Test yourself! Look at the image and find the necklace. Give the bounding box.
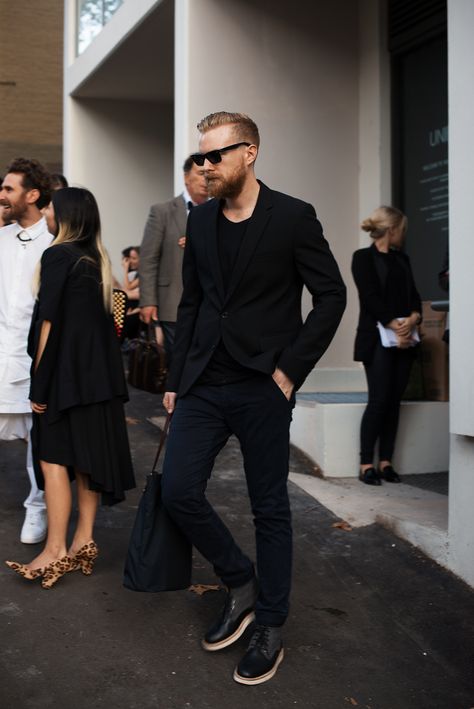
[16,231,32,247]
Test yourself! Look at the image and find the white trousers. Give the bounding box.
[0,413,46,512]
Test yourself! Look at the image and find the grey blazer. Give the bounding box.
[139,195,188,322]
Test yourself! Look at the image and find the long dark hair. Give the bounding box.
[52,187,101,248]
[40,187,112,311]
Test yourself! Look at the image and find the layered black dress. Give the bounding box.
[28,243,135,505]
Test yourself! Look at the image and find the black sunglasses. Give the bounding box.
[191,142,251,167]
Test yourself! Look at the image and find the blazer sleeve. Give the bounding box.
[37,246,72,323]
[139,205,166,308]
[30,246,72,404]
[277,204,346,387]
[351,249,395,326]
[165,213,203,392]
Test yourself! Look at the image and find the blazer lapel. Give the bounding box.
[224,182,272,305]
[205,199,226,303]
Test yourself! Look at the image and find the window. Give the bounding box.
[77,0,124,55]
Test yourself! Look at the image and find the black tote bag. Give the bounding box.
[123,416,192,592]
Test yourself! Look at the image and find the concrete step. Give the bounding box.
[289,473,449,566]
[290,392,449,477]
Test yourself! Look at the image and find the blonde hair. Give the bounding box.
[33,187,113,312]
[361,206,407,239]
[197,111,260,147]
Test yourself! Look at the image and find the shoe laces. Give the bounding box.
[248,625,271,656]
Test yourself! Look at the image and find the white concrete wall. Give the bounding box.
[447,1,474,438]
[291,400,449,478]
[447,0,474,587]
[358,0,391,240]
[64,96,174,270]
[176,0,364,375]
[448,434,474,586]
[63,0,174,271]
[65,0,162,89]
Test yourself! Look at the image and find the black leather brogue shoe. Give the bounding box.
[380,465,401,483]
[359,467,382,485]
[201,577,258,652]
[233,624,284,685]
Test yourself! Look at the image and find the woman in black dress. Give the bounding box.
[6,188,135,587]
[352,206,421,485]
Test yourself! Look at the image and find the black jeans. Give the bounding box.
[360,343,416,465]
[161,376,295,627]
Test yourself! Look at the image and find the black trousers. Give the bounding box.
[161,375,295,627]
[360,343,416,465]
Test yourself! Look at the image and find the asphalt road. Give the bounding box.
[1,386,473,709]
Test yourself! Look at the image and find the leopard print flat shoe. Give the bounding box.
[5,560,44,580]
[41,555,75,589]
[71,541,99,576]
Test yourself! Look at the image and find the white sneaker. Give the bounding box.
[20,509,48,544]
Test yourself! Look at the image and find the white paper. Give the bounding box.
[376,319,420,348]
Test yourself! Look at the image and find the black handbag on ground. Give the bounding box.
[123,416,192,592]
[127,326,167,394]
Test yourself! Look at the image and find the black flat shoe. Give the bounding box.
[233,625,284,685]
[359,467,381,486]
[202,576,258,651]
[379,465,401,483]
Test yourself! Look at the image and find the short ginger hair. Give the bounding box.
[197,111,260,148]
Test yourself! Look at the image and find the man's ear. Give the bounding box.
[246,144,258,167]
[26,188,40,205]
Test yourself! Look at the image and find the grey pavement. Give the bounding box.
[1,386,474,709]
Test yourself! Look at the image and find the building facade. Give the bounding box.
[0,0,64,173]
[63,0,474,588]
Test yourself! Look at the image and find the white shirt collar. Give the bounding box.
[14,216,49,243]
[182,188,195,210]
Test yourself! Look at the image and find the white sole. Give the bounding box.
[201,611,255,652]
[20,533,47,545]
[233,648,284,685]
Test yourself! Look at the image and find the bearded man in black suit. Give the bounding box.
[162,111,346,685]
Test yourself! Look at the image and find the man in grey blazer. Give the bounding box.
[139,156,208,356]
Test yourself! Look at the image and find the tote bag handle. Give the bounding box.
[151,413,172,473]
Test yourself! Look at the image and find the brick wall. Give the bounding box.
[0,0,64,175]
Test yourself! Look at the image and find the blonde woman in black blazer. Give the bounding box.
[352,206,421,485]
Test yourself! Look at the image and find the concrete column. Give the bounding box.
[447,0,474,586]
[174,0,191,194]
[358,0,391,247]
[62,0,174,269]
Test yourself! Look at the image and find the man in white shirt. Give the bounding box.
[0,158,53,543]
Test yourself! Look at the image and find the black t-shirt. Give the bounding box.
[198,210,258,385]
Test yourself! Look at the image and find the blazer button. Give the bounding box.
[221,311,229,319]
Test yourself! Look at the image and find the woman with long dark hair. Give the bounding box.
[6,187,135,587]
[352,206,421,486]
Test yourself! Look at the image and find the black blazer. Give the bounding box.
[166,181,346,395]
[28,243,128,420]
[351,244,421,363]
